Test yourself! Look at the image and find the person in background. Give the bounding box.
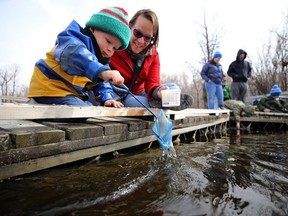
[224,99,255,130]
[257,84,288,113]
[227,49,252,103]
[222,78,232,101]
[28,7,131,108]
[110,9,193,110]
[200,51,224,109]
[252,96,260,106]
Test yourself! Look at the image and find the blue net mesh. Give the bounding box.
[152,109,174,150]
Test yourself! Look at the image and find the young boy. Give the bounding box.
[28,7,131,108]
[257,84,288,113]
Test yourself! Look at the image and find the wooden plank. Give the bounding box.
[0,103,230,120]
[172,116,229,136]
[254,111,288,117]
[166,108,230,116]
[0,135,157,180]
[0,120,65,148]
[0,103,160,120]
[0,96,29,103]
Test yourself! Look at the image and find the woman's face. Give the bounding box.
[130,15,154,54]
[214,57,221,63]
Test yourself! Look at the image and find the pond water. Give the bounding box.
[0,131,288,216]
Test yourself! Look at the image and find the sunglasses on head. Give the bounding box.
[132,26,155,43]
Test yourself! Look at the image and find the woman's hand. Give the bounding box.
[156,85,169,99]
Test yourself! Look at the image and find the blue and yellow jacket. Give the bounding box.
[28,20,113,103]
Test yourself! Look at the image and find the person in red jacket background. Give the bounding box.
[110,9,193,110]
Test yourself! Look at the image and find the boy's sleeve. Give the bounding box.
[57,43,110,83]
[257,98,271,111]
[93,82,114,105]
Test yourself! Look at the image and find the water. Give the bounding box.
[0,131,288,216]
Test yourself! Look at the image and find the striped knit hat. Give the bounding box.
[86,7,131,50]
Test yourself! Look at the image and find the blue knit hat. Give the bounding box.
[86,7,131,50]
[270,84,282,96]
[212,51,222,59]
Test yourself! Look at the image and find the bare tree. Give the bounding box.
[0,64,21,97]
[251,40,277,95]
[184,13,224,108]
[198,13,224,63]
[185,61,203,108]
[252,11,288,95]
[161,72,192,94]
[273,13,288,90]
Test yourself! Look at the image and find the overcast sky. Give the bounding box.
[0,0,287,86]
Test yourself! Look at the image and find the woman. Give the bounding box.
[200,51,224,109]
[110,9,192,110]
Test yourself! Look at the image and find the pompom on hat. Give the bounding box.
[270,84,282,97]
[212,51,223,59]
[86,7,131,50]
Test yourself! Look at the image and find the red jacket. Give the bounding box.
[110,47,160,100]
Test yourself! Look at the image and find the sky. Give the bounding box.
[0,0,287,86]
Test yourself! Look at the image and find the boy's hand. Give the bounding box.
[236,122,240,130]
[104,100,124,108]
[100,70,124,86]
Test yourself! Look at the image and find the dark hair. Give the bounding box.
[129,9,159,52]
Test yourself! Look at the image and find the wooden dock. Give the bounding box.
[0,103,230,181]
[239,111,288,130]
[1,101,288,181]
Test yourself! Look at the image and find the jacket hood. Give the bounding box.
[236,49,247,61]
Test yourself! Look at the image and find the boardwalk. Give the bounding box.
[0,103,229,180]
[1,102,288,181]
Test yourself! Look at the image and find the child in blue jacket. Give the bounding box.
[28,7,131,108]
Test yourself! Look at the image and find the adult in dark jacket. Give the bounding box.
[227,49,252,103]
[200,51,224,109]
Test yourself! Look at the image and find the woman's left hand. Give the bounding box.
[157,85,169,99]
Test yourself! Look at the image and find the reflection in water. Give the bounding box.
[0,132,287,216]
